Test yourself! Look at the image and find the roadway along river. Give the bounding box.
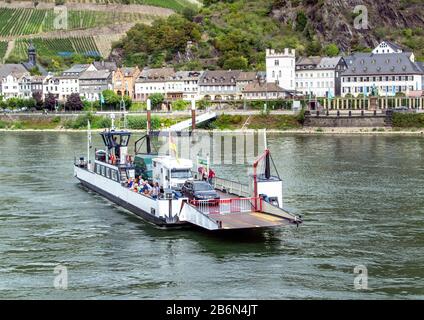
[0,132,423,299]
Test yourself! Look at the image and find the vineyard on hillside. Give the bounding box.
[0,41,7,61]
[9,37,100,61]
[0,8,153,37]
[17,0,200,13]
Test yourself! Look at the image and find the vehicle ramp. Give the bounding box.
[179,197,301,231]
[169,111,216,131]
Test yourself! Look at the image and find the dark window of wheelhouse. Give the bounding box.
[106,168,111,179]
[120,135,130,146]
[101,166,106,176]
[95,164,101,175]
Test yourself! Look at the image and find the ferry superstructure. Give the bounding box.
[74,123,302,231]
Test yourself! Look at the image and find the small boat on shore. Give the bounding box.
[74,116,302,231]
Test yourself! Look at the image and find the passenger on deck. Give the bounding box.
[151,182,160,200]
[132,183,139,192]
[208,169,216,184]
[127,178,134,188]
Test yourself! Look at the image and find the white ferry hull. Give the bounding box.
[74,166,188,228]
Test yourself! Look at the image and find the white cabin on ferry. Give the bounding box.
[152,157,193,190]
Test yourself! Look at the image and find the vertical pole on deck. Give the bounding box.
[191,100,196,130]
[146,99,151,132]
[146,99,152,154]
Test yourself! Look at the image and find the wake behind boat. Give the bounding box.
[73,112,302,231]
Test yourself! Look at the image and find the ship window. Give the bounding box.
[111,170,118,181]
[101,166,106,176]
[96,164,101,174]
[106,168,111,179]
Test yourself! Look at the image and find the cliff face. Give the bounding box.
[271,0,424,52]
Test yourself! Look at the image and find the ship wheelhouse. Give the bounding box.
[95,130,135,183]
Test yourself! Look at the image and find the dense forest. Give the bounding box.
[114,0,424,70]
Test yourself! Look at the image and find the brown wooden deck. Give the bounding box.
[211,212,291,230]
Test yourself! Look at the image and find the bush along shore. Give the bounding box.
[0,113,189,130]
[1,111,424,132]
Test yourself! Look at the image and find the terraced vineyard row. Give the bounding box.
[18,0,199,13]
[10,37,100,61]
[0,41,8,61]
[0,8,152,37]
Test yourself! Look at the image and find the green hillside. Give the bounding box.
[18,0,199,13]
[0,8,152,37]
[117,0,424,70]
[6,37,100,71]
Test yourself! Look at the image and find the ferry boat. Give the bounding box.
[74,124,302,231]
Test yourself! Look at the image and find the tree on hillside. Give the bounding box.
[65,93,83,112]
[44,93,57,111]
[306,40,322,56]
[223,56,248,70]
[324,43,340,57]
[119,14,202,67]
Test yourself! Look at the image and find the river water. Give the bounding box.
[0,131,423,299]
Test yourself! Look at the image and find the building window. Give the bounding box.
[275,60,279,66]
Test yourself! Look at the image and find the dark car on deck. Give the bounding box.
[182,181,220,203]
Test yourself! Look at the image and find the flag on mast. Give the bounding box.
[168,131,179,163]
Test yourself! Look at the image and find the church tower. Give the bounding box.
[28,41,36,66]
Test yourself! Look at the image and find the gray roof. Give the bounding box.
[137,67,175,82]
[0,64,29,78]
[296,56,344,70]
[384,41,404,52]
[63,64,91,75]
[416,61,424,73]
[244,81,286,93]
[343,52,423,76]
[79,70,111,80]
[93,61,117,71]
[173,70,203,80]
[199,70,242,86]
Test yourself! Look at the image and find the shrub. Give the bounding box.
[51,116,61,124]
[392,113,424,128]
[93,116,112,129]
[172,100,189,111]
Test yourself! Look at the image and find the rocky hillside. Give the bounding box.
[115,0,424,71]
[271,0,424,53]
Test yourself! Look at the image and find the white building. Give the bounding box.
[134,68,175,101]
[43,76,61,100]
[372,41,404,55]
[18,74,33,99]
[295,56,347,97]
[265,48,296,90]
[341,51,423,97]
[0,64,29,99]
[173,71,203,101]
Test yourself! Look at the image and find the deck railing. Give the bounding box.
[211,176,251,198]
[190,197,261,215]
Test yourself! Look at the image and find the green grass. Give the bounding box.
[203,114,302,130]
